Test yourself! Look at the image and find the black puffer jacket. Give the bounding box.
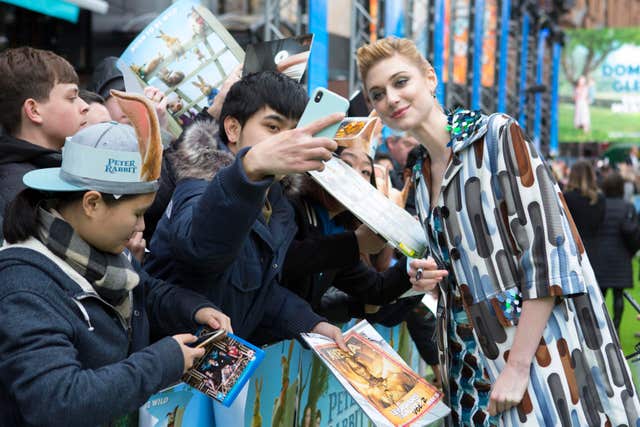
[282,196,412,320]
[0,134,61,233]
[591,198,636,289]
[563,189,606,261]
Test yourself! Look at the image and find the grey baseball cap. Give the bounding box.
[23,121,159,195]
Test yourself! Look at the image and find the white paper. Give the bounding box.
[309,157,427,258]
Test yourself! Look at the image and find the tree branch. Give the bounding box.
[561,55,578,86]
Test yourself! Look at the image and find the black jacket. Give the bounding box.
[563,189,606,262]
[143,112,225,242]
[591,198,636,289]
[282,196,411,321]
[144,150,325,342]
[0,243,216,426]
[0,134,61,232]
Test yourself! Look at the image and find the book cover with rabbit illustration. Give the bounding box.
[182,326,265,407]
[119,0,244,137]
[302,320,450,426]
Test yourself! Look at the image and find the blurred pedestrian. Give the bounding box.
[563,160,605,263]
[593,172,640,332]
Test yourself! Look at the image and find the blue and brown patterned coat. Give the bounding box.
[414,110,640,426]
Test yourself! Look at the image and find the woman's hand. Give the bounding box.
[487,297,553,415]
[172,334,206,373]
[311,322,349,352]
[207,64,242,120]
[408,257,448,292]
[487,362,530,416]
[194,307,233,333]
[143,86,168,130]
[354,224,387,254]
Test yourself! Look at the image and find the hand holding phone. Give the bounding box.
[242,101,345,181]
[296,88,350,138]
[188,329,225,348]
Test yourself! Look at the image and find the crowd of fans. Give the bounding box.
[0,46,438,427]
[0,40,639,427]
[555,154,640,334]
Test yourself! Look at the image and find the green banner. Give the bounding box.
[559,27,640,143]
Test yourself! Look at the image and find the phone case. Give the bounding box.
[297,87,350,138]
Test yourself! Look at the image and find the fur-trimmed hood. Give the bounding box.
[168,119,234,181]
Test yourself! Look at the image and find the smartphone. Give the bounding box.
[296,87,350,138]
[188,329,225,348]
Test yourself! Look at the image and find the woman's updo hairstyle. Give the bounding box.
[356,37,432,88]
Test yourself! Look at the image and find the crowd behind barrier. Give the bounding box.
[0,37,639,427]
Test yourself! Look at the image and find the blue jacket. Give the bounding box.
[145,148,325,341]
[0,242,215,427]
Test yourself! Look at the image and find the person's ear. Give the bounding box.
[23,99,43,125]
[424,66,438,97]
[81,191,106,219]
[224,116,241,153]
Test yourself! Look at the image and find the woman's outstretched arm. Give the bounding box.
[487,296,555,416]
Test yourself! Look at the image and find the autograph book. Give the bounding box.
[302,321,449,426]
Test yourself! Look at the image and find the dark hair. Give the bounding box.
[218,71,308,145]
[0,47,78,135]
[404,146,422,171]
[374,152,393,163]
[601,172,625,198]
[79,89,105,105]
[3,188,134,243]
[336,146,377,187]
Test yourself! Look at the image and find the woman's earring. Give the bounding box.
[431,91,436,98]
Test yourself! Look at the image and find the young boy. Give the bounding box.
[144,71,346,347]
[0,47,88,230]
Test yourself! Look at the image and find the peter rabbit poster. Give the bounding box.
[302,321,450,427]
[120,0,244,137]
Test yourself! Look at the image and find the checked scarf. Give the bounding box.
[36,207,139,323]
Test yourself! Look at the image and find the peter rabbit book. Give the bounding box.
[182,326,265,407]
[119,0,244,137]
[302,320,450,427]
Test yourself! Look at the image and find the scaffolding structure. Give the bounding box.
[257,0,567,154]
[348,0,376,95]
[263,0,304,40]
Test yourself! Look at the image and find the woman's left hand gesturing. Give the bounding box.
[487,362,530,416]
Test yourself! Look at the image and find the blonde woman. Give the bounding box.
[357,36,640,426]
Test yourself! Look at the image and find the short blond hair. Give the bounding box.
[356,37,432,88]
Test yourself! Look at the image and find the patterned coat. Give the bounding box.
[413,110,640,426]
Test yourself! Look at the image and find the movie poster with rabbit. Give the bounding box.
[120,0,244,136]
